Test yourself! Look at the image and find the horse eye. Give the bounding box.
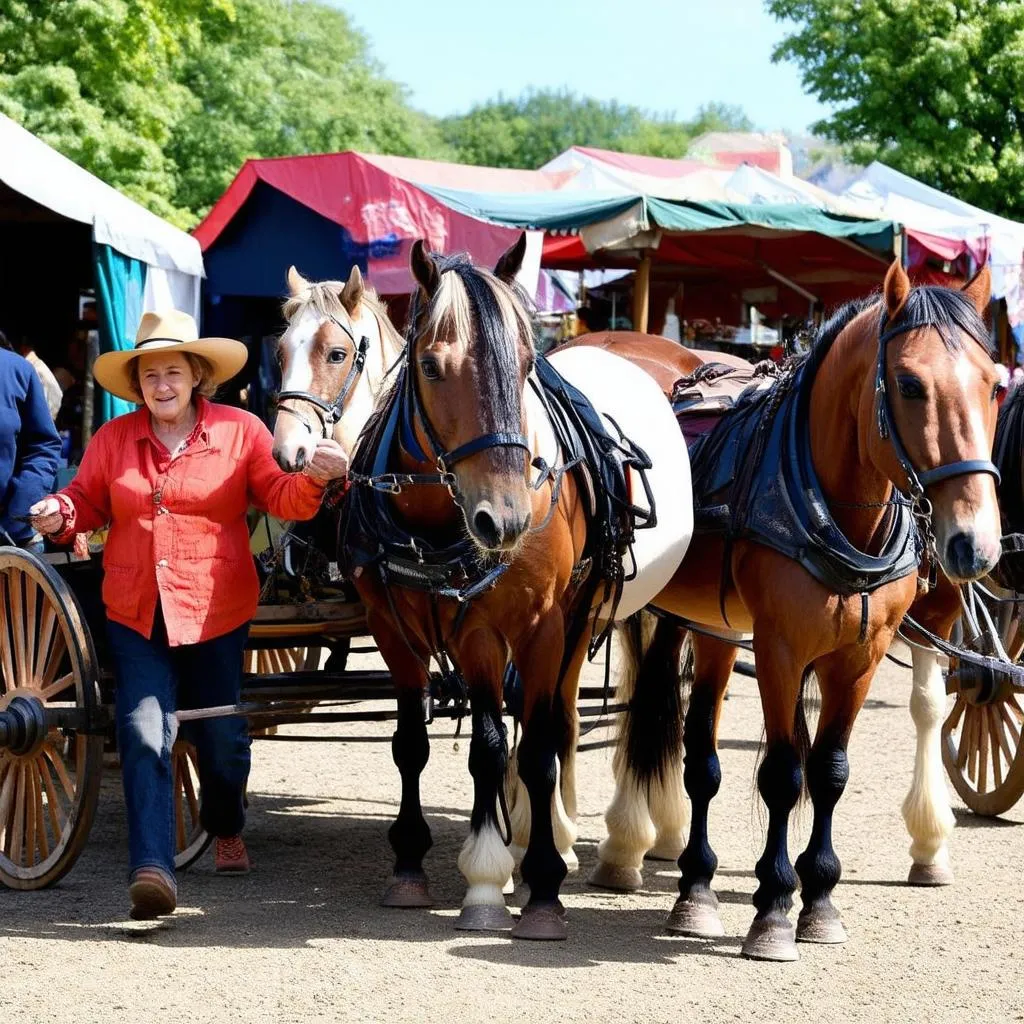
[327,349,347,364]
[420,357,442,381]
[994,382,1008,403]
[896,375,925,400]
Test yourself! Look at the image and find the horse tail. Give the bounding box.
[617,611,688,792]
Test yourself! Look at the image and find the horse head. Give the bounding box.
[404,235,535,553]
[869,261,1004,583]
[273,265,403,472]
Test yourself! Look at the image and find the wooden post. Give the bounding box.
[633,254,651,333]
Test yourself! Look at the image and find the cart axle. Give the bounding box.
[0,695,48,756]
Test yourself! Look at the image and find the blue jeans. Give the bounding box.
[106,605,251,877]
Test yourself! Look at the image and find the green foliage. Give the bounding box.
[0,0,448,227]
[767,0,1024,218]
[440,89,752,168]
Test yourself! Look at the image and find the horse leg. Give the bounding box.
[902,646,955,886]
[666,633,736,937]
[456,679,515,931]
[741,640,805,962]
[794,649,876,943]
[381,686,434,908]
[512,611,569,941]
[589,614,664,892]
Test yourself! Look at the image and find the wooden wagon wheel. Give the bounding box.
[942,586,1024,816]
[0,549,103,889]
[172,739,210,870]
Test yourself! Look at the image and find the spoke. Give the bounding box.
[181,755,199,824]
[34,603,58,689]
[37,756,65,837]
[988,709,1004,789]
[24,758,38,865]
[39,673,74,702]
[946,697,967,735]
[0,760,15,851]
[956,704,972,772]
[41,629,67,687]
[10,764,25,866]
[174,757,186,851]
[24,577,38,682]
[992,702,1016,762]
[42,743,75,802]
[979,706,990,793]
[0,577,16,694]
[10,571,28,687]
[1008,695,1024,723]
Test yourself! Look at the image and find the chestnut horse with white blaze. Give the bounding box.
[336,237,692,940]
[582,264,1002,960]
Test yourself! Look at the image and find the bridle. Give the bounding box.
[874,311,1000,568]
[875,313,1001,501]
[276,312,371,439]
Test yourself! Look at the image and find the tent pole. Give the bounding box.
[633,254,651,333]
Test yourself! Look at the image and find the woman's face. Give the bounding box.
[137,351,198,424]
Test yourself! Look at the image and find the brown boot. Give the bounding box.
[129,867,177,920]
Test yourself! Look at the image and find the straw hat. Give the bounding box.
[93,310,248,402]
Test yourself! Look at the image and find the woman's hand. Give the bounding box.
[28,497,63,536]
[305,438,349,482]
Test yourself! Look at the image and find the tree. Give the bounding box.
[440,89,752,169]
[0,0,449,226]
[767,0,1024,219]
[0,0,225,227]
[166,0,450,222]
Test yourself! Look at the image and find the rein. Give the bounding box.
[277,312,371,439]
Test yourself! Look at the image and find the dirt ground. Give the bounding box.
[1,645,1022,1024]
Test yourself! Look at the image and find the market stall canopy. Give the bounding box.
[0,113,206,423]
[832,162,1024,339]
[0,113,203,279]
[193,151,549,297]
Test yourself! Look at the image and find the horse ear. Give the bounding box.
[410,240,439,297]
[883,259,911,319]
[961,264,991,315]
[340,265,364,314]
[494,232,528,282]
[286,265,308,297]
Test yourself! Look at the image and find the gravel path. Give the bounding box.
[2,648,1022,1024]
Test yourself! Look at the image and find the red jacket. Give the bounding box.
[55,399,325,646]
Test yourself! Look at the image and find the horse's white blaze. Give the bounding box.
[278,308,317,393]
[458,820,515,908]
[902,647,955,869]
[532,346,694,619]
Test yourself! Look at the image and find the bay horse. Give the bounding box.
[583,263,1002,960]
[338,237,692,939]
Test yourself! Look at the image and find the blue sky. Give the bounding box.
[340,0,832,132]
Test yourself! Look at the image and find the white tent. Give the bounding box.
[0,113,203,317]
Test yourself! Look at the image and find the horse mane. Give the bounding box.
[807,284,993,363]
[281,278,405,365]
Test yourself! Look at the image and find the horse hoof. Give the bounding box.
[908,862,954,887]
[502,875,516,896]
[456,903,514,931]
[645,842,683,863]
[512,903,568,941]
[587,861,642,892]
[381,874,433,908]
[561,848,580,873]
[741,914,799,962]
[665,891,724,938]
[796,904,848,944]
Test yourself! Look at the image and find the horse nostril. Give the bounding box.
[294,449,306,472]
[946,531,994,580]
[472,507,502,549]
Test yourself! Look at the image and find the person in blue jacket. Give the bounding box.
[0,339,61,550]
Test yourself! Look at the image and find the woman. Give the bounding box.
[30,310,347,920]
[1,328,61,551]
